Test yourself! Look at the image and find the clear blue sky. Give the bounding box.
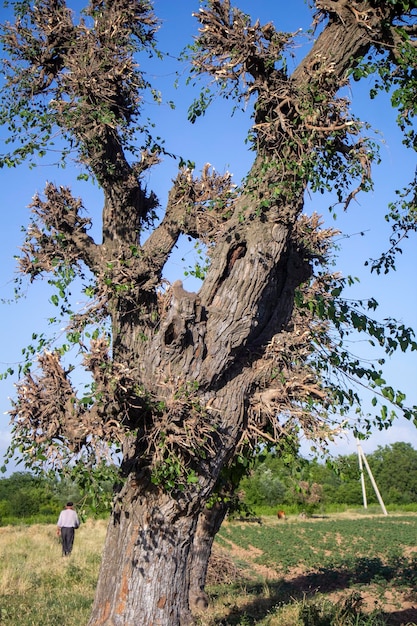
[0,0,416,473]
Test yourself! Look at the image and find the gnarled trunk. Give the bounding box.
[88,211,308,625]
[88,477,202,626]
[188,501,228,613]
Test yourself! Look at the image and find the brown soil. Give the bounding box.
[207,519,417,626]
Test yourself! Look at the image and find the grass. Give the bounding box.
[217,514,417,573]
[0,519,106,626]
[0,512,416,625]
[198,512,417,626]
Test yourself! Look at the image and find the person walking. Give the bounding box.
[56,502,80,556]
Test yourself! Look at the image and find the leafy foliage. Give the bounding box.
[240,443,417,510]
[1,0,417,620]
[0,0,416,495]
[0,471,113,524]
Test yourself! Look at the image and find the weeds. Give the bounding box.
[297,592,387,626]
[0,514,416,625]
[0,520,106,626]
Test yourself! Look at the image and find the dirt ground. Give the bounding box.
[208,517,417,626]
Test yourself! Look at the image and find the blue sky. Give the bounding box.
[0,0,416,473]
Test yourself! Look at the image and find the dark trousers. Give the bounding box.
[61,527,75,556]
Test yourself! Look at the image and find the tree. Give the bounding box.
[0,472,61,520]
[1,0,417,624]
[239,447,299,508]
[367,442,417,503]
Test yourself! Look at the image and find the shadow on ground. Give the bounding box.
[208,555,417,625]
[385,608,417,626]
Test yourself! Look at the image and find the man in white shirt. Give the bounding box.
[56,502,80,556]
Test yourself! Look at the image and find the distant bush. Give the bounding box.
[0,471,113,525]
[385,502,417,513]
[0,514,59,526]
[240,443,417,512]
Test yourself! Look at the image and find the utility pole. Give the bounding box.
[357,442,367,509]
[356,441,388,516]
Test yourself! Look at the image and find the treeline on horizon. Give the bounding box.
[0,469,114,525]
[239,441,417,515]
[1,441,416,524]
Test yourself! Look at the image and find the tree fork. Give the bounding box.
[3,1,417,625]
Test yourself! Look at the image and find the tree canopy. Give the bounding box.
[240,442,417,510]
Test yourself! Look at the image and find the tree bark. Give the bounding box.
[188,501,228,613]
[88,476,203,626]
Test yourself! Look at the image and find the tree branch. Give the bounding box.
[19,183,99,278]
[139,165,237,288]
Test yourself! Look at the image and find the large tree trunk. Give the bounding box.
[188,501,228,613]
[89,484,229,624]
[88,210,308,625]
[88,477,203,626]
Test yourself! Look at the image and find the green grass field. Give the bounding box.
[210,511,417,625]
[0,512,416,625]
[0,519,106,626]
